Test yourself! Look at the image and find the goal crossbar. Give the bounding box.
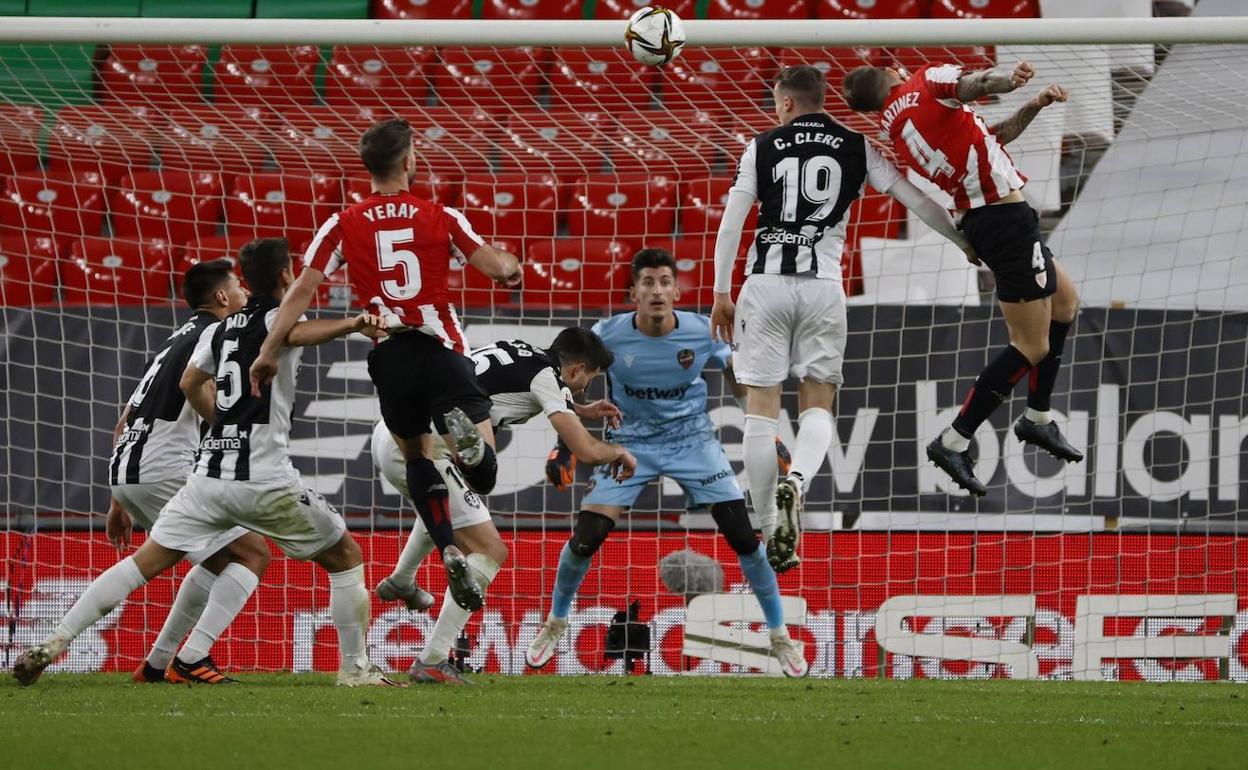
[2,16,1248,47]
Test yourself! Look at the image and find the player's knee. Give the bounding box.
[228,533,271,576]
[317,533,363,572]
[460,443,498,495]
[710,499,759,556]
[483,540,509,566]
[569,511,615,558]
[1013,339,1048,366]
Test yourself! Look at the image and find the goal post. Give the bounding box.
[2,14,1248,680]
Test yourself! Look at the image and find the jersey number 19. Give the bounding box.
[772,156,844,223]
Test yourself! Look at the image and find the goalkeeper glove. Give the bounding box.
[545,440,576,491]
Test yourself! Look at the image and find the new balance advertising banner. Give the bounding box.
[2,306,1246,522]
[3,532,1247,681]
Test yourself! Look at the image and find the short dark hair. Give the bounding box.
[547,327,614,372]
[238,238,291,298]
[842,66,891,111]
[182,258,234,310]
[631,247,678,284]
[774,64,827,109]
[359,118,413,179]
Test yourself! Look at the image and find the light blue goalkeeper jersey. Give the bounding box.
[591,311,732,445]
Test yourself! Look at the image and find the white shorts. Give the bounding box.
[112,477,249,566]
[371,421,491,529]
[150,473,346,561]
[733,274,847,387]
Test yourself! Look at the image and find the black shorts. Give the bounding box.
[367,331,492,439]
[959,201,1057,303]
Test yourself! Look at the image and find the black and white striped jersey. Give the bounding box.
[190,296,303,482]
[731,111,902,280]
[109,311,219,486]
[469,340,575,429]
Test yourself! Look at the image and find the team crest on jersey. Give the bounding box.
[464,489,483,509]
[622,354,635,368]
[677,349,694,369]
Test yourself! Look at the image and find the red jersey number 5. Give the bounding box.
[377,228,423,300]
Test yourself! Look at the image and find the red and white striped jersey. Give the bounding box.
[303,190,484,353]
[879,64,1026,210]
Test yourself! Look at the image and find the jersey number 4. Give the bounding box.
[377,228,423,301]
[772,156,843,223]
[901,119,957,179]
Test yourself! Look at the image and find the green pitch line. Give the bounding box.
[1,675,1245,770]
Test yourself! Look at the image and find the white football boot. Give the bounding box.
[525,616,569,669]
[770,631,809,679]
[336,662,406,687]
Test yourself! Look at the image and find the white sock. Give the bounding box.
[1025,407,1052,425]
[790,408,833,492]
[328,564,370,671]
[176,563,259,664]
[52,556,147,644]
[147,565,215,670]
[390,519,435,585]
[744,415,780,539]
[418,553,500,666]
[941,426,971,453]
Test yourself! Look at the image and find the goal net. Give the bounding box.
[2,14,1248,681]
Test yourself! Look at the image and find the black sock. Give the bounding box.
[1027,319,1072,412]
[405,457,454,552]
[459,442,497,495]
[951,345,1032,438]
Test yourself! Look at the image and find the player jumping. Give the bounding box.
[843,60,1079,496]
[372,327,636,684]
[250,118,523,611]
[107,259,272,684]
[530,248,809,678]
[712,65,973,568]
[14,239,398,688]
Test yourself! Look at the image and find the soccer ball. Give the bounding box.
[624,6,686,67]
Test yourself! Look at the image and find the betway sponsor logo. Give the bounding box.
[623,384,690,401]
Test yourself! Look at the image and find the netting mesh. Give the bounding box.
[2,33,1248,680]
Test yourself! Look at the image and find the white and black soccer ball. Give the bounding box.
[624,6,687,67]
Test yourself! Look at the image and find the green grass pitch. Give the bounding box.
[2,675,1246,769]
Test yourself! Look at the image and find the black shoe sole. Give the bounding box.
[445,556,484,612]
[925,442,987,497]
[773,480,801,562]
[1013,422,1084,463]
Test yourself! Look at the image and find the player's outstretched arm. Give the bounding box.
[284,312,387,348]
[180,363,216,424]
[250,265,324,395]
[549,412,636,481]
[887,178,978,264]
[955,61,1034,102]
[991,84,1069,145]
[711,188,755,342]
[467,245,523,289]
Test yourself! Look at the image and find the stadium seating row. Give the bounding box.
[372,0,1039,21]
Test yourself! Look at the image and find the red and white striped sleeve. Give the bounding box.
[923,64,964,102]
[303,212,345,276]
[442,205,485,265]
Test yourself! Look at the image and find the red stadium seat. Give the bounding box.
[679,177,758,239]
[0,105,44,178]
[480,0,582,18]
[267,105,377,174]
[0,169,107,243]
[214,45,322,108]
[773,48,882,132]
[706,0,813,19]
[370,0,473,18]
[161,105,272,176]
[99,45,208,108]
[224,173,343,244]
[847,185,903,241]
[593,0,694,17]
[548,49,654,112]
[656,47,774,112]
[522,239,632,309]
[566,173,677,240]
[62,238,173,305]
[815,0,927,19]
[174,234,250,295]
[434,47,546,111]
[447,256,513,309]
[929,0,1038,18]
[111,170,225,245]
[45,105,161,184]
[324,46,435,108]
[460,173,560,256]
[498,110,612,177]
[344,172,463,207]
[609,109,723,177]
[0,235,59,305]
[404,106,505,175]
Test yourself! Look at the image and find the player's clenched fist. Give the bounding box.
[609,448,638,482]
[710,292,736,344]
[249,352,279,397]
[1010,61,1035,89]
[1033,83,1069,107]
[353,312,389,340]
